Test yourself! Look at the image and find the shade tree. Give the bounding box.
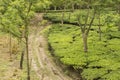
[77,0,99,52]
[0,0,37,80]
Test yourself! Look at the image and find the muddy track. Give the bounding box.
[29,13,73,80]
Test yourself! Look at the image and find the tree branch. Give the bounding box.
[86,10,96,35]
[77,14,84,33]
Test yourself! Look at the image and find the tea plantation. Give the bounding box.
[45,11,120,80]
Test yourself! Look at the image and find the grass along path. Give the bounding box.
[0,34,23,80]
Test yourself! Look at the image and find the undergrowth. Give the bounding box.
[47,24,120,80]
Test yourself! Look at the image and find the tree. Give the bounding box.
[114,0,120,31]
[77,0,97,52]
[51,0,61,10]
[19,0,34,80]
[95,0,106,41]
[0,0,36,80]
[0,0,22,59]
[60,0,71,25]
[33,0,51,12]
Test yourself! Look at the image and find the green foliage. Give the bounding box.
[44,10,118,27]
[33,0,51,12]
[0,0,120,80]
[0,1,37,80]
[82,68,107,80]
[0,0,35,38]
[43,2,120,79]
[48,23,120,80]
[101,70,120,80]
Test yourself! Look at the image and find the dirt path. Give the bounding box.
[29,13,73,80]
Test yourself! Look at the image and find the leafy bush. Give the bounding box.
[43,10,117,26]
[47,24,120,80]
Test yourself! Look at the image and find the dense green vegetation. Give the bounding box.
[44,10,119,26]
[47,23,120,80]
[43,0,120,79]
[0,0,120,80]
[0,0,37,80]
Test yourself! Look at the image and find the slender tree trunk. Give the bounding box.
[82,33,88,52]
[117,5,120,31]
[25,36,30,80]
[68,12,71,20]
[118,25,120,31]
[25,1,32,80]
[98,26,102,41]
[25,19,30,80]
[61,7,65,25]
[44,9,48,15]
[54,6,57,11]
[20,48,25,69]
[72,3,75,12]
[61,12,64,25]
[118,5,120,14]
[98,13,102,41]
[9,33,12,59]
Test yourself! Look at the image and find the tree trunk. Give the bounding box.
[117,5,120,31]
[118,5,120,14]
[72,3,75,12]
[61,9,65,25]
[25,1,32,80]
[9,33,12,59]
[118,25,120,31]
[54,6,57,11]
[20,48,25,69]
[61,12,64,24]
[98,26,102,41]
[68,12,71,20]
[82,33,88,52]
[25,36,30,80]
[98,13,102,41]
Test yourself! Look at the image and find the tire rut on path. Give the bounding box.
[29,13,73,80]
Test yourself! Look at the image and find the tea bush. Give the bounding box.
[48,24,120,80]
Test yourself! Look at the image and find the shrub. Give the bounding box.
[47,23,120,80]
